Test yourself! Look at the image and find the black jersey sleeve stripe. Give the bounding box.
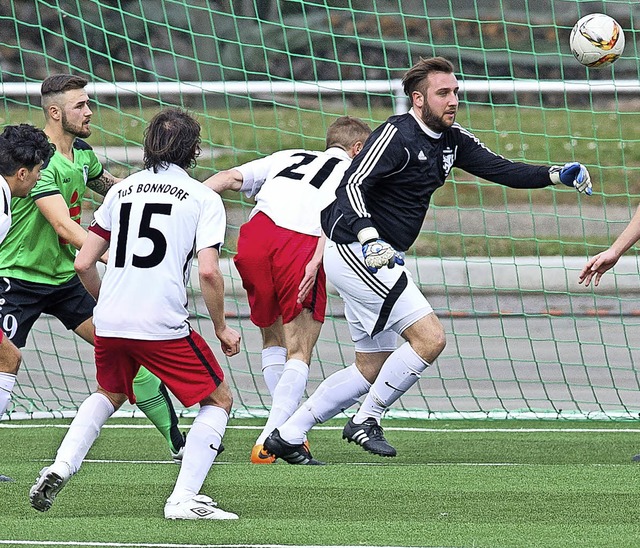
[345,123,397,219]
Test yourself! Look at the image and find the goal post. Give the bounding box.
[1,0,639,421]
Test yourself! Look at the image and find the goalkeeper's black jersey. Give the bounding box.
[321,112,553,252]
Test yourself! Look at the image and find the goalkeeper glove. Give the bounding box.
[549,162,592,195]
[358,227,405,273]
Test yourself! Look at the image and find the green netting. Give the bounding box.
[1,0,639,420]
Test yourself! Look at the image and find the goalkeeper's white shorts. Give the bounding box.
[324,239,433,353]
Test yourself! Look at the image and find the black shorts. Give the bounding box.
[0,275,95,348]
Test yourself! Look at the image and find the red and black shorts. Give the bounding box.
[95,329,225,407]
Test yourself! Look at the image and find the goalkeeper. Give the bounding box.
[0,74,185,463]
[265,56,592,463]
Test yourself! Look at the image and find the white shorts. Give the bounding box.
[324,239,433,352]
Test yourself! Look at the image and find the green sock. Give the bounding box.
[133,367,184,453]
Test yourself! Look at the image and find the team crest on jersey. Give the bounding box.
[442,146,456,176]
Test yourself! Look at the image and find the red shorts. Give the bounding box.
[94,330,225,407]
[234,212,326,328]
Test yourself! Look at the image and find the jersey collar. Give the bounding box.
[408,108,443,140]
[324,146,351,161]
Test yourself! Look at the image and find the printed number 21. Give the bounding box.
[114,202,172,268]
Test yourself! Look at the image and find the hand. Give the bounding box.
[362,239,405,273]
[216,325,241,357]
[578,248,619,287]
[550,162,592,195]
[298,260,321,304]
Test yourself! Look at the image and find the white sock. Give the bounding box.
[55,392,115,475]
[256,358,309,445]
[353,342,429,424]
[261,346,286,397]
[278,364,370,444]
[167,405,228,504]
[0,372,17,419]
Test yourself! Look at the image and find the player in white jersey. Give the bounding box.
[29,109,241,520]
[205,116,371,464]
[0,124,53,482]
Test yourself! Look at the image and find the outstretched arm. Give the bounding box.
[453,129,592,195]
[203,169,244,194]
[579,204,640,287]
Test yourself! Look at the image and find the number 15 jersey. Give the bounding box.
[90,164,226,340]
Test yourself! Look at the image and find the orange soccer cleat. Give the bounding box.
[250,444,276,464]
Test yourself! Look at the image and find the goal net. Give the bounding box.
[1,0,639,420]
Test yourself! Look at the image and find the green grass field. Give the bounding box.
[1,418,639,548]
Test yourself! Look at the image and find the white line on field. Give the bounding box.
[0,542,440,548]
[1,423,639,433]
[43,459,629,467]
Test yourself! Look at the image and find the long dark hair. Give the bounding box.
[143,108,201,173]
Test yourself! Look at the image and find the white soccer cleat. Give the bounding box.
[29,463,72,512]
[164,494,238,520]
[170,444,185,465]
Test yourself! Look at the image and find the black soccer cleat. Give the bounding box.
[263,429,324,465]
[342,417,397,457]
[0,473,13,482]
[632,453,640,462]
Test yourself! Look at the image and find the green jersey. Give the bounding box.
[0,138,104,285]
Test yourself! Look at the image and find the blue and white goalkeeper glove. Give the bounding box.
[358,227,405,273]
[549,162,592,195]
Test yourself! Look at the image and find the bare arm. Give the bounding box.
[87,169,121,196]
[298,233,326,304]
[197,246,241,356]
[203,169,244,194]
[74,230,109,299]
[36,194,89,251]
[579,203,640,287]
[36,194,108,263]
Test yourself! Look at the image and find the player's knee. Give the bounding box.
[97,388,127,409]
[202,381,233,413]
[410,325,446,363]
[432,327,447,355]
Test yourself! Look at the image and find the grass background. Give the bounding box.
[1,417,639,548]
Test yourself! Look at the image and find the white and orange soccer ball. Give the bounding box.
[569,13,625,68]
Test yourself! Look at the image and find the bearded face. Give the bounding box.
[415,72,459,133]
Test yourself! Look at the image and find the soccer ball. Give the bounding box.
[569,13,625,68]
